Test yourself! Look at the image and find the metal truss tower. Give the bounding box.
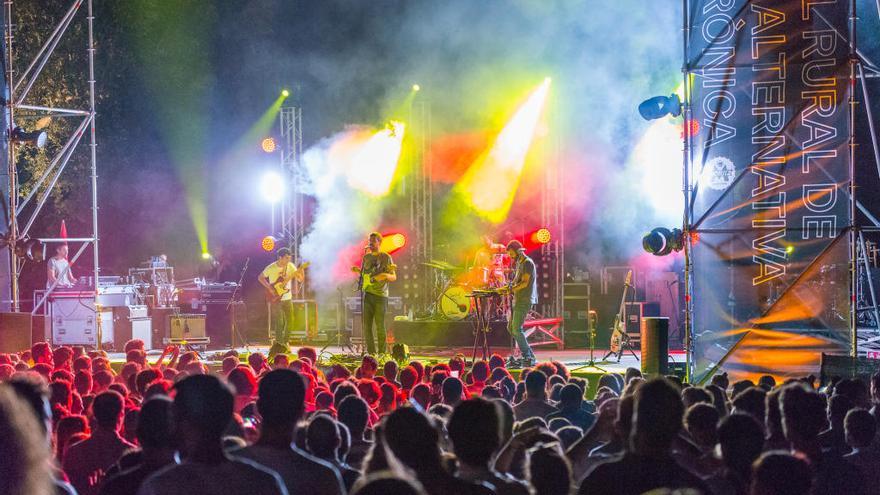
[3,0,100,313]
[279,106,305,297]
[409,98,433,310]
[540,140,564,320]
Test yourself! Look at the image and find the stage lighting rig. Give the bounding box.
[261,235,277,252]
[638,94,681,121]
[642,227,684,256]
[11,126,48,148]
[13,237,44,262]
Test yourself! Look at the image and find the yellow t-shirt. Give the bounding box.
[262,261,298,301]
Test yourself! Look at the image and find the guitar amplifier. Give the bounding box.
[288,300,318,342]
[112,305,152,350]
[169,314,206,341]
[624,302,660,346]
[344,296,404,343]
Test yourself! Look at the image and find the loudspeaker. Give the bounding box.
[641,317,669,375]
[150,307,175,350]
[113,306,151,351]
[0,312,34,353]
[563,283,590,348]
[205,302,247,349]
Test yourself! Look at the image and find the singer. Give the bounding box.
[351,232,396,355]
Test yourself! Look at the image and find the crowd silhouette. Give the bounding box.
[0,340,878,495]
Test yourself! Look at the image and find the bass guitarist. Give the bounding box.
[351,232,396,355]
[258,247,305,348]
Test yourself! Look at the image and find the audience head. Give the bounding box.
[338,395,369,437]
[92,390,125,430]
[172,374,234,452]
[0,386,54,495]
[732,386,767,425]
[525,369,548,399]
[526,442,572,495]
[257,369,306,428]
[685,403,719,449]
[441,376,464,405]
[447,398,500,467]
[845,408,876,449]
[383,407,440,471]
[559,383,583,410]
[383,360,398,382]
[471,360,489,382]
[351,472,426,495]
[630,377,683,454]
[718,413,764,477]
[780,383,826,452]
[751,451,812,495]
[137,396,174,451]
[306,414,341,459]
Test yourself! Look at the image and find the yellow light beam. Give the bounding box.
[347,121,406,197]
[456,78,551,223]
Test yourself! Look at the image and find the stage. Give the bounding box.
[128,345,687,399]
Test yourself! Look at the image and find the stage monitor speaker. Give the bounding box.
[641,317,669,375]
[113,306,151,351]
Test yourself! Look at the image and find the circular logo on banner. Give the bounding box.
[705,156,736,191]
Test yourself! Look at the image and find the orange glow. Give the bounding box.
[261,236,276,252]
[261,137,277,153]
[380,233,407,254]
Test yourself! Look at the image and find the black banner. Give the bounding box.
[688,0,852,381]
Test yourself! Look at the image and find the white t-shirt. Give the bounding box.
[48,257,75,289]
[262,262,298,301]
[137,458,287,495]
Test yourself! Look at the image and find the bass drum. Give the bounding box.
[440,285,472,321]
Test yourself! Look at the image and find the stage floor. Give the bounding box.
[130,345,687,397]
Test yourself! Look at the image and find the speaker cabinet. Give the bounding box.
[205,301,247,349]
[641,317,669,375]
[169,314,206,341]
[0,312,36,353]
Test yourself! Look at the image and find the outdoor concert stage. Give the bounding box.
[127,346,687,399]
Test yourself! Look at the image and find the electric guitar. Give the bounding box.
[609,270,633,355]
[265,262,310,303]
[351,262,397,292]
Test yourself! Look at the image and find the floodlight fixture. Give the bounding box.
[11,126,48,148]
[638,94,682,121]
[642,227,684,256]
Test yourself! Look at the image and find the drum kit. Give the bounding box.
[423,249,512,321]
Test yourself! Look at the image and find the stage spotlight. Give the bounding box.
[785,245,794,255]
[281,89,290,97]
[379,232,407,254]
[260,171,285,203]
[201,251,212,260]
[642,227,684,256]
[638,94,682,120]
[261,137,277,153]
[412,84,420,92]
[261,235,277,252]
[534,228,551,244]
[11,126,48,148]
[14,237,44,262]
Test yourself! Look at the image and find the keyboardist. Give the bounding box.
[47,243,75,289]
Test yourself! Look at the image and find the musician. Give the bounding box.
[258,247,304,347]
[47,243,75,289]
[501,240,537,366]
[351,232,397,355]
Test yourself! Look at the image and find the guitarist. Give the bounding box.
[499,240,537,367]
[350,232,396,355]
[258,247,305,348]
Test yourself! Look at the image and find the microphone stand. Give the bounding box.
[227,257,250,351]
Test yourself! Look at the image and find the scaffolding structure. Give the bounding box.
[2,0,99,313]
[408,97,433,310]
[279,105,304,298]
[539,138,564,320]
[682,0,880,381]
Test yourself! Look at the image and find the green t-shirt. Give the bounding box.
[360,252,394,297]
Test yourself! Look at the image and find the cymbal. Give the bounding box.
[422,260,461,271]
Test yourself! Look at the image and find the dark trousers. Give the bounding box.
[270,299,294,345]
[362,292,387,355]
[508,301,535,359]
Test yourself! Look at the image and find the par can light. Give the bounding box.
[642,227,684,256]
